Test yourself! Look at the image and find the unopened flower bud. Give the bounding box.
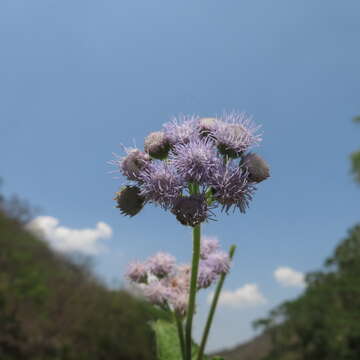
[241,153,270,183]
[171,195,208,227]
[114,186,145,217]
[144,131,171,160]
[121,149,151,181]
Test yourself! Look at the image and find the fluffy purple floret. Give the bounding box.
[170,137,220,184]
[214,112,262,157]
[197,263,218,289]
[169,291,188,316]
[163,114,199,146]
[126,261,148,283]
[200,237,220,259]
[197,117,218,139]
[147,252,176,278]
[204,251,231,275]
[139,161,184,209]
[118,148,151,181]
[143,280,172,306]
[210,161,256,213]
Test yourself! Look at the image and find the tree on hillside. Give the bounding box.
[254,116,360,360]
[350,116,360,184]
[255,225,360,360]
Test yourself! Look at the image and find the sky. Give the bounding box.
[1,0,360,353]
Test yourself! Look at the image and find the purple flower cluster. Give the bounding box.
[126,239,231,314]
[113,112,269,223]
[197,237,230,289]
[126,252,190,315]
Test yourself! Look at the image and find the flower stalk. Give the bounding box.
[175,313,186,360]
[197,245,236,360]
[185,182,202,360]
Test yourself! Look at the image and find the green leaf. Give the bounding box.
[151,319,211,360]
[151,319,183,360]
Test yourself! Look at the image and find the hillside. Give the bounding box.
[0,206,164,360]
[212,333,272,360]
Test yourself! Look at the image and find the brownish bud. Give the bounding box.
[114,186,145,217]
[144,131,171,160]
[171,195,208,227]
[241,153,270,183]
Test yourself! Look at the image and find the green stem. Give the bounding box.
[197,245,236,360]
[175,313,186,360]
[185,223,201,360]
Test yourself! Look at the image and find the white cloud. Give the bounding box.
[207,283,267,308]
[274,266,305,287]
[26,216,112,255]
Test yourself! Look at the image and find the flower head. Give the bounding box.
[114,186,145,217]
[171,195,209,227]
[169,292,188,316]
[144,131,171,160]
[197,263,218,289]
[205,251,230,275]
[214,112,261,158]
[119,148,151,181]
[147,252,176,278]
[143,280,172,306]
[200,237,220,259]
[170,265,191,292]
[210,162,256,213]
[170,137,220,184]
[163,115,199,146]
[139,161,184,209]
[241,153,270,183]
[126,261,148,283]
[198,117,217,139]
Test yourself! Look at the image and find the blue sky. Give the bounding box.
[1,0,360,352]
